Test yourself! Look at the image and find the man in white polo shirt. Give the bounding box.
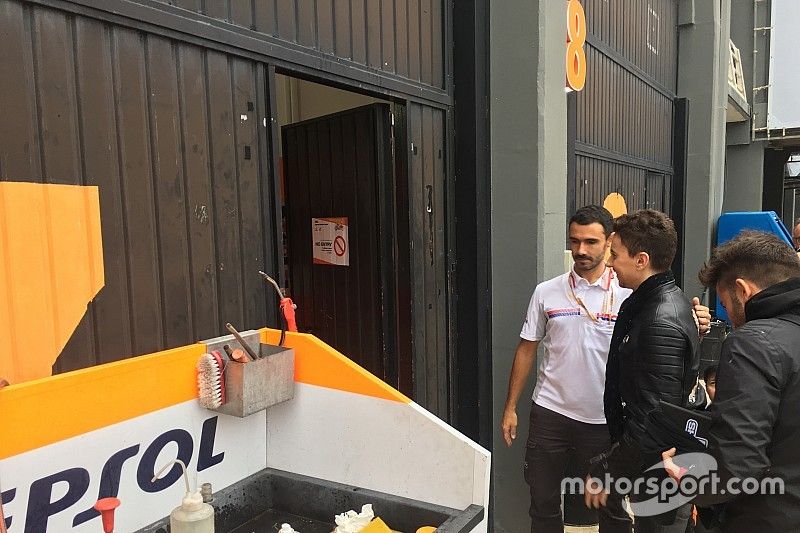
[501,205,708,533]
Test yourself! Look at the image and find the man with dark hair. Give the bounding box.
[503,206,710,533]
[502,205,632,533]
[661,231,800,531]
[587,209,701,532]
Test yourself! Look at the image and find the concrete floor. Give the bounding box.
[564,527,599,533]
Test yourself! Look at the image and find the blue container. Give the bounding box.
[714,211,793,322]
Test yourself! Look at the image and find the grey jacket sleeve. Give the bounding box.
[694,327,783,506]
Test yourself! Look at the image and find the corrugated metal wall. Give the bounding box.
[0,0,452,418]
[572,0,679,213]
[0,1,279,372]
[577,47,674,167]
[583,0,677,92]
[407,102,448,416]
[575,157,672,212]
[154,0,445,89]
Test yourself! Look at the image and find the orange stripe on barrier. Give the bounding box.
[261,329,410,403]
[0,344,204,460]
[0,331,406,459]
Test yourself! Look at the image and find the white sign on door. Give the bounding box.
[312,217,349,266]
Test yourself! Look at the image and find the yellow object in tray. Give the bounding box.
[357,517,401,533]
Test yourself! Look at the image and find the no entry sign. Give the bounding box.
[312,217,349,266]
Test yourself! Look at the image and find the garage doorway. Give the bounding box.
[275,75,412,394]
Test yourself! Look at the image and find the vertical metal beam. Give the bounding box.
[263,63,285,295]
[567,90,578,221]
[677,0,731,299]
[489,0,568,530]
[452,0,491,445]
[672,98,690,288]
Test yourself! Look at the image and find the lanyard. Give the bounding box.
[568,269,615,323]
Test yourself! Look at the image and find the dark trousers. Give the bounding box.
[524,402,632,533]
[609,432,692,533]
[633,503,692,533]
[609,435,693,533]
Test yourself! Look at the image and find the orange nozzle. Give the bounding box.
[280,298,298,332]
[94,497,121,533]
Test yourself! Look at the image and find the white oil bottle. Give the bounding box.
[152,459,215,533]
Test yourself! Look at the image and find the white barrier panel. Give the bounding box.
[262,331,491,533]
[1,404,265,532]
[0,331,491,532]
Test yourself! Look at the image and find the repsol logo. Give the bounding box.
[3,416,224,532]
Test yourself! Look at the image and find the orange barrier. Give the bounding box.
[0,329,408,460]
[0,344,203,460]
[261,329,410,404]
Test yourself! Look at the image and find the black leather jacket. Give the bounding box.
[604,271,699,452]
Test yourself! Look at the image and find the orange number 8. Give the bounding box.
[566,0,587,91]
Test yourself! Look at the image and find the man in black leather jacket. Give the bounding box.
[661,231,800,532]
[592,210,700,532]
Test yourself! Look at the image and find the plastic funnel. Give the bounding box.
[94,497,121,533]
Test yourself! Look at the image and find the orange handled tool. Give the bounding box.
[259,271,299,345]
[280,297,298,332]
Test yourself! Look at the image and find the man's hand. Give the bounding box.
[692,297,711,336]
[501,409,518,447]
[584,475,609,509]
[0,378,8,389]
[662,447,687,481]
[501,339,538,447]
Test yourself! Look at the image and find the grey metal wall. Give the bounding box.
[572,0,679,214]
[155,0,445,89]
[0,1,279,372]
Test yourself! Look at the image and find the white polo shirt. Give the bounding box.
[520,267,632,424]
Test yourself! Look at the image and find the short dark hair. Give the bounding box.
[613,209,677,271]
[794,217,800,230]
[698,231,800,289]
[569,205,613,236]
[703,364,718,382]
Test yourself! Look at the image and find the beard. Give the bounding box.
[572,253,604,272]
[729,293,747,328]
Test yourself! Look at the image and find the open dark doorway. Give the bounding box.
[278,82,412,394]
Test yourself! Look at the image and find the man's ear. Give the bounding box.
[734,278,760,302]
[636,251,650,271]
[604,232,613,249]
